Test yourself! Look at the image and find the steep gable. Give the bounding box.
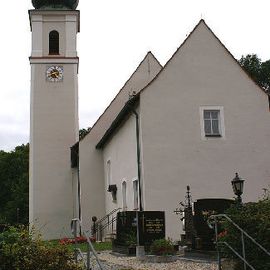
[141,20,266,98]
[96,20,269,149]
[81,51,162,144]
[139,19,270,212]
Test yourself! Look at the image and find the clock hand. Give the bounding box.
[50,71,59,77]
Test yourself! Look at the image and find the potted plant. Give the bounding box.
[147,238,177,263]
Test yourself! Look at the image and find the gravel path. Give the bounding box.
[91,251,218,270]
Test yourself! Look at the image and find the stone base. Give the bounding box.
[136,246,145,257]
[139,255,177,263]
[221,258,237,270]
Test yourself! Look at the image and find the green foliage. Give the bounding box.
[53,240,112,252]
[0,226,83,270]
[0,144,29,225]
[79,128,91,140]
[123,231,137,247]
[150,238,175,256]
[220,197,270,270]
[239,54,270,92]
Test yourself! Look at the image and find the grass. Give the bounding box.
[47,239,112,252]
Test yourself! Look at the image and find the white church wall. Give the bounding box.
[139,21,270,240]
[79,53,162,229]
[102,113,138,214]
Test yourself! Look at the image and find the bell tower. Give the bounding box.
[29,0,80,239]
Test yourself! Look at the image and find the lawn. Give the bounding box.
[47,239,112,253]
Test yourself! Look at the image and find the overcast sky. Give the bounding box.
[0,0,269,151]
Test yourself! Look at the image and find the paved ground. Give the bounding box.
[89,251,218,270]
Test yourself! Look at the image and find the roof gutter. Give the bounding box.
[96,95,140,149]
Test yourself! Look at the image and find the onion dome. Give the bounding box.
[32,0,79,10]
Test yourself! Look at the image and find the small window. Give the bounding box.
[203,110,221,137]
[106,160,111,187]
[49,30,59,55]
[122,181,127,210]
[133,180,139,210]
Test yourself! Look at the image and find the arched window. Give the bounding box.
[133,179,139,210]
[122,181,127,210]
[49,30,59,55]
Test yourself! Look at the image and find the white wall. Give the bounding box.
[29,10,79,240]
[139,21,270,240]
[79,52,162,229]
[102,113,138,213]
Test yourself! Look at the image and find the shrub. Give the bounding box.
[150,238,175,256]
[0,226,83,270]
[220,197,270,270]
[59,236,95,245]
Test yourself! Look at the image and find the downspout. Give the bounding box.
[77,155,82,222]
[129,106,143,212]
[76,149,82,235]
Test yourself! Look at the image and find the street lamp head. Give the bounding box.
[231,173,245,203]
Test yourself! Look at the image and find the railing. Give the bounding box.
[71,218,104,270]
[92,208,121,242]
[208,214,270,270]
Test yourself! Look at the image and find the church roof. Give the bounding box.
[79,51,162,144]
[96,95,139,149]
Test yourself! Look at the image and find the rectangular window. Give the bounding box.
[106,160,111,186]
[203,110,221,137]
[133,180,139,210]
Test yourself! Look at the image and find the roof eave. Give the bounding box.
[96,95,140,149]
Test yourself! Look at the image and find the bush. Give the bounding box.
[150,238,175,256]
[220,197,270,270]
[0,226,83,270]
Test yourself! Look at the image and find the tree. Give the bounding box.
[261,60,270,91]
[0,144,29,225]
[79,127,91,140]
[239,54,270,92]
[220,195,270,270]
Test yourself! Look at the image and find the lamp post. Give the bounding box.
[231,173,245,204]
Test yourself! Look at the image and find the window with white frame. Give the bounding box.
[200,106,225,139]
[203,110,221,136]
[133,180,139,210]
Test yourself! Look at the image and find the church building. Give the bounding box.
[29,1,270,240]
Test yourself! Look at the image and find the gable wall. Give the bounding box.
[139,22,270,239]
[79,54,162,228]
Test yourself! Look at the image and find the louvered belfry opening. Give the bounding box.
[49,30,59,55]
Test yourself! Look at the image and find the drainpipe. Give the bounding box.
[76,152,82,235]
[129,107,143,212]
[128,104,145,254]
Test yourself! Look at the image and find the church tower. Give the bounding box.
[29,0,80,239]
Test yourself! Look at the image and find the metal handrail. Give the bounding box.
[208,214,270,270]
[95,207,121,224]
[99,216,117,232]
[93,208,121,241]
[71,218,104,270]
[220,242,255,270]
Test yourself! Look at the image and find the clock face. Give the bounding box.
[46,66,63,82]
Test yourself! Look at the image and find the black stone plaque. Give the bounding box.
[138,211,165,246]
[194,198,234,250]
[113,211,165,253]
